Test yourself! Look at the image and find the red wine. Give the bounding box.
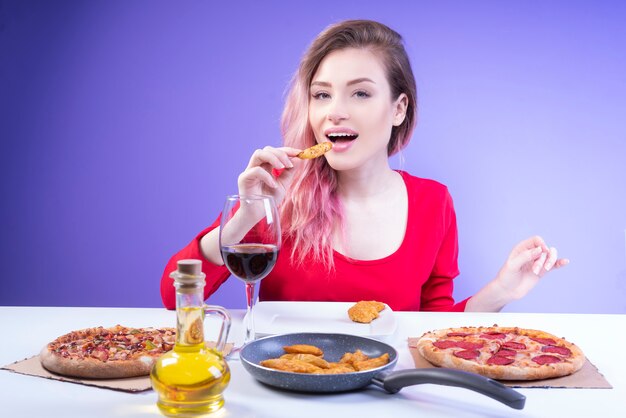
[221,244,279,283]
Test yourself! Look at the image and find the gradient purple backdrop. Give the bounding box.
[1,1,624,313]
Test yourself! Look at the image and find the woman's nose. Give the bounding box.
[327,100,349,123]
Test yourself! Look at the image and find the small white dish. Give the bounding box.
[253,301,397,338]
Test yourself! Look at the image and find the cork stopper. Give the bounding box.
[177,259,202,276]
[170,259,206,289]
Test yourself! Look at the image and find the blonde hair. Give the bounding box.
[280,20,417,268]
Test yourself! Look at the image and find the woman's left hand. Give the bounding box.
[494,235,569,301]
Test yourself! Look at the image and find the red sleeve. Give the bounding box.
[160,215,231,310]
[420,189,469,312]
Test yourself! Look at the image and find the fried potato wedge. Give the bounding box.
[353,353,390,371]
[260,358,321,373]
[261,344,390,375]
[283,344,324,356]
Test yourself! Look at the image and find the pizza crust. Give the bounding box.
[40,347,155,379]
[416,326,585,381]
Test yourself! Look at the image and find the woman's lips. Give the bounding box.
[327,137,355,152]
[323,128,358,152]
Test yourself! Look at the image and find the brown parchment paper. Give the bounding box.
[407,338,611,389]
[1,342,233,393]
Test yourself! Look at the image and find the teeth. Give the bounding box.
[327,133,356,137]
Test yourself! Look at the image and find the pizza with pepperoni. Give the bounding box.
[415,326,585,380]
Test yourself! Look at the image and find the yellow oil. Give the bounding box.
[151,307,230,416]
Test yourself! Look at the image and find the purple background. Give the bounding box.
[1,1,625,313]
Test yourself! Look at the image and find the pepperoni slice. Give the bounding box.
[456,341,484,350]
[433,340,457,349]
[480,332,507,340]
[453,349,480,360]
[487,356,515,365]
[542,345,572,357]
[532,355,562,365]
[496,348,517,357]
[530,337,556,345]
[447,332,471,337]
[502,341,526,350]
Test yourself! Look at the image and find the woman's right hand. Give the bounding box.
[238,146,303,206]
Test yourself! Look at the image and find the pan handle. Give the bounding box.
[371,368,526,410]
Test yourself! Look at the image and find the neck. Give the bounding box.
[337,165,399,201]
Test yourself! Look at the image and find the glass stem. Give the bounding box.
[244,282,256,344]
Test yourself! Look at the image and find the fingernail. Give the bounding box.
[286,161,293,168]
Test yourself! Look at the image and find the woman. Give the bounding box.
[160,20,568,311]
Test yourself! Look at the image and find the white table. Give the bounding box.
[0,307,623,418]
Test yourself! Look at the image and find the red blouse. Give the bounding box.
[160,171,469,312]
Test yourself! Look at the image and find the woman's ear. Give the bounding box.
[392,93,409,126]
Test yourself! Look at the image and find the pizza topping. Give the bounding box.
[446,332,471,337]
[487,355,515,365]
[495,348,517,357]
[542,345,572,357]
[532,355,562,365]
[457,341,485,350]
[530,337,556,345]
[502,341,526,350]
[453,349,480,360]
[433,340,484,350]
[432,340,459,349]
[479,332,507,340]
[46,326,176,362]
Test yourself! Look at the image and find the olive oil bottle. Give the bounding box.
[151,260,231,416]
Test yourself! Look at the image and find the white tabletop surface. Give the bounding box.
[0,306,623,418]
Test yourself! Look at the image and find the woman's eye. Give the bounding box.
[354,90,371,98]
[312,92,331,100]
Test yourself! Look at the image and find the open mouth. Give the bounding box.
[326,132,359,143]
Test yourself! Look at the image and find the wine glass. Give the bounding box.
[219,195,280,346]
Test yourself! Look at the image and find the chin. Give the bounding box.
[324,156,359,172]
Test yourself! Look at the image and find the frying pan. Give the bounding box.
[240,333,526,410]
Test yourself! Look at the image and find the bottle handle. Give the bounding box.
[203,305,231,353]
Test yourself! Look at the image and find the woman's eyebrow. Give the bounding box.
[311,77,376,87]
[347,77,375,86]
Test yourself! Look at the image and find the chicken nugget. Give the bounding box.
[353,353,390,371]
[283,344,324,356]
[260,358,321,373]
[364,300,386,312]
[297,142,332,159]
[348,301,380,323]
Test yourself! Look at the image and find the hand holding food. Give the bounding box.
[238,146,303,205]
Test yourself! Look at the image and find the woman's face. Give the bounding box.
[308,47,407,172]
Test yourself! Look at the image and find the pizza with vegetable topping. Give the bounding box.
[414,326,585,380]
[40,325,176,379]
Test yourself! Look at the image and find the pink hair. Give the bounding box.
[280,20,418,269]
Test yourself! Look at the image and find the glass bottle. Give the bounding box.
[151,259,231,416]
